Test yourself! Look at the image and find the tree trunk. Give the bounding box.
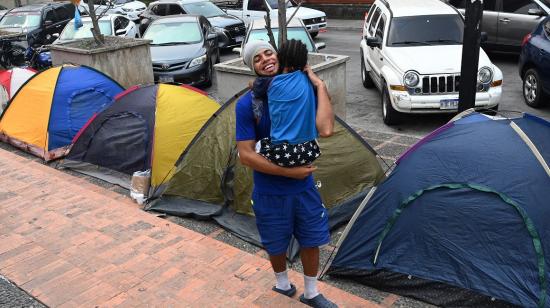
[87,0,104,45]
[277,0,287,48]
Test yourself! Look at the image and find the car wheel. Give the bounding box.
[203,60,213,88]
[381,83,401,125]
[523,68,547,108]
[361,51,375,89]
[310,31,319,38]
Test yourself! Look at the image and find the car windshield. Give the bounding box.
[248,28,314,51]
[144,21,201,45]
[60,20,112,40]
[265,0,293,9]
[388,14,463,47]
[182,2,225,17]
[0,13,41,29]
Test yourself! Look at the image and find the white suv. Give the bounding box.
[360,0,503,125]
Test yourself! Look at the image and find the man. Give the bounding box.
[235,40,337,308]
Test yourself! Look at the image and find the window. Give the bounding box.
[544,20,550,38]
[375,14,385,40]
[502,0,539,14]
[54,6,70,21]
[143,21,202,44]
[365,4,377,25]
[368,7,381,35]
[167,4,184,15]
[247,0,264,11]
[150,5,161,15]
[448,0,496,10]
[388,14,464,46]
[43,9,56,23]
[181,2,225,18]
[114,16,129,31]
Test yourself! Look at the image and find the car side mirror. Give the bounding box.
[315,42,325,50]
[44,20,53,26]
[207,32,217,40]
[528,8,545,16]
[480,31,488,43]
[366,36,382,48]
[115,29,127,35]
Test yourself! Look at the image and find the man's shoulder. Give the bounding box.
[236,90,253,108]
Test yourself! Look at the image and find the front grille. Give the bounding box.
[303,17,324,25]
[420,74,460,94]
[224,24,245,38]
[152,61,188,72]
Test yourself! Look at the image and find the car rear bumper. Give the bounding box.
[389,86,502,113]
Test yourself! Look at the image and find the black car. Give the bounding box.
[139,0,245,48]
[143,15,220,87]
[0,2,75,46]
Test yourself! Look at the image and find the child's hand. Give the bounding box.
[304,65,324,88]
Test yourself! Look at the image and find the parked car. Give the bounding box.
[0,2,75,46]
[0,5,8,20]
[139,0,245,48]
[519,16,550,108]
[239,18,325,53]
[361,0,503,125]
[447,0,550,53]
[143,15,220,86]
[55,14,139,43]
[79,0,146,21]
[213,0,326,37]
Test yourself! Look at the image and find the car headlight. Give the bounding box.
[477,67,493,84]
[188,54,207,68]
[403,71,420,88]
[320,16,325,22]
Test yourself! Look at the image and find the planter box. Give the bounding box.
[214,53,350,119]
[49,36,153,88]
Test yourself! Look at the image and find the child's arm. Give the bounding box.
[305,66,334,138]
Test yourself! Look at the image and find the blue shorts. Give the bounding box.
[251,186,330,256]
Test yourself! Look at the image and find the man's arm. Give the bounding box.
[237,140,317,180]
[305,66,334,138]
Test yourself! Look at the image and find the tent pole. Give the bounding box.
[319,186,378,280]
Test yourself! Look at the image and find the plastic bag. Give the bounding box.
[130,169,151,205]
[74,6,83,30]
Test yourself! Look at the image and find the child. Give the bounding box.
[251,39,321,167]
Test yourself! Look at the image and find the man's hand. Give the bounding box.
[304,65,324,89]
[283,165,317,179]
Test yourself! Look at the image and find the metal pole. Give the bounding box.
[458,0,483,112]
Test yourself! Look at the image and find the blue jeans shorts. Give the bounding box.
[251,186,330,256]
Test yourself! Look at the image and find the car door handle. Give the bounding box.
[499,18,511,23]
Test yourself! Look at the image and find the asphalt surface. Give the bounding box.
[2,21,549,307]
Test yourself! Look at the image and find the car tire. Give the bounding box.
[361,51,375,89]
[381,83,401,126]
[310,31,318,38]
[203,60,213,88]
[523,68,547,108]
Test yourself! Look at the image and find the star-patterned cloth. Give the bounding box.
[257,137,321,167]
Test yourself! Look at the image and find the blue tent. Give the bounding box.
[327,112,550,307]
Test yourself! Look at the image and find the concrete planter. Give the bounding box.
[49,36,153,88]
[214,53,350,119]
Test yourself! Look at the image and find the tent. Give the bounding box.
[326,112,550,307]
[60,84,220,190]
[0,65,123,161]
[0,68,36,112]
[147,90,386,257]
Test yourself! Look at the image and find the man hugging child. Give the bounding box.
[251,39,321,167]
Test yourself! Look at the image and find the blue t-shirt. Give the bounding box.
[268,71,318,144]
[235,91,314,195]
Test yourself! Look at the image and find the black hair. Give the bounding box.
[278,39,308,73]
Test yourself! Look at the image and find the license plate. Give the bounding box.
[440,99,459,110]
[234,36,243,42]
[159,76,174,83]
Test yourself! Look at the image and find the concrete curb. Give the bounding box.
[326,25,362,32]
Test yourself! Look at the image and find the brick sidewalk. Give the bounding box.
[0,149,380,307]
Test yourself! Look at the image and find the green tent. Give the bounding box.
[148,90,385,254]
